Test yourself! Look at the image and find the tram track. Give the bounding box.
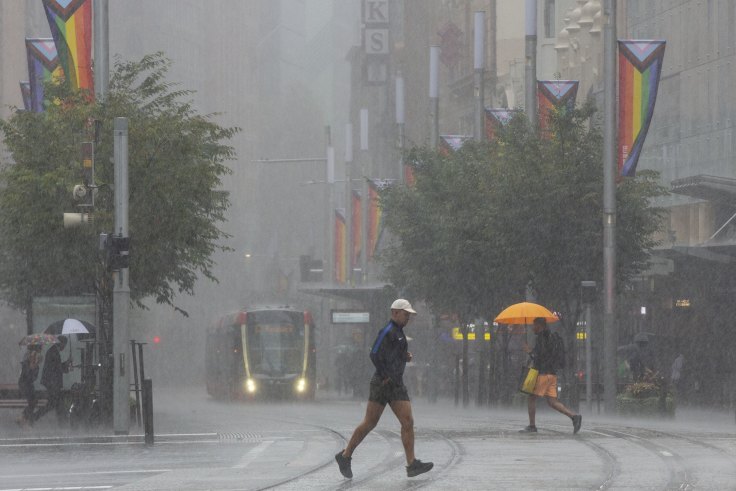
[246,410,463,491]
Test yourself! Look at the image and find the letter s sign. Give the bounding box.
[364,29,389,54]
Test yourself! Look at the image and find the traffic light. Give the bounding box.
[81,141,94,187]
[99,233,130,270]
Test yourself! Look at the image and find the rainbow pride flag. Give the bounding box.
[537,80,578,134]
[403,165,415,187]
[335,209,347,283]
[618,40,666,177]
[43,0,93,92]
[439,135,471,155]
[352,190,362,269]
[19,81,32,111]
[25,38,62,112]
[368,179,390,259]
[484,108,519,141]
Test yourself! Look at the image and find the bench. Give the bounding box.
[0,384,48,408]
[0,399,47,409]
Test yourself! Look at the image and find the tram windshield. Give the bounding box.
[246,310,305,376]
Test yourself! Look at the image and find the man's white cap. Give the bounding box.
[391,298,416,314]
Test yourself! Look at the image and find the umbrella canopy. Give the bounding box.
[45,318,96,336]
[494,302,559,325]
[19,333,60,346]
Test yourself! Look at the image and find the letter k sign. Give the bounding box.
[364,0,388,24]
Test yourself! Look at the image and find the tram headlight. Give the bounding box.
[245,378,257,394]
[295,378,307,393]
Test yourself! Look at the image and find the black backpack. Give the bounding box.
[549,332,566,370]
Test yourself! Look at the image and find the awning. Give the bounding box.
[670,174,736,205]
[299,283,393,303]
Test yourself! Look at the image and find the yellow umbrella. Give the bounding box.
[494,302,559,325]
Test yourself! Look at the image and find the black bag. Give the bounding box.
[549,332,566,370]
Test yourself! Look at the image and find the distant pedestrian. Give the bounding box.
[34,335,71,425]
[17,344,43,427]
[628,332,656,381]
[335,299,433,479]
[519,318,582,434]
[670,353,684,391]
[335,350,350,395]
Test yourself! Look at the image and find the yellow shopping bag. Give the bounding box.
[520,366,539,394]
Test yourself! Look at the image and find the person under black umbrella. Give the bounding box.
[33,335,71,425]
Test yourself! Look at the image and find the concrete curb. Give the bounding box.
[0,431,219,446]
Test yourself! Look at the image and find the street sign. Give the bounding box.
[331,310,370,324]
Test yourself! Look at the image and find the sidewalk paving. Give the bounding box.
[1,389,734,445]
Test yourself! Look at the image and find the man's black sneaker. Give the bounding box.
[572,414,582,434]
[406,458,433,477]
[519,425,538,433]
[335,451,352,478]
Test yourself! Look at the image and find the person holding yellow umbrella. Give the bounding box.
[494,303,581,434]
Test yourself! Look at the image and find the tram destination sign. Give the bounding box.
[331,310,370,324]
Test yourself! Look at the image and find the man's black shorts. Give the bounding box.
[368,375,410,406]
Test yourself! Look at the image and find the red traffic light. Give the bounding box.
[153,335,161,344]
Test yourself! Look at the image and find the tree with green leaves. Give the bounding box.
[379,102,667,404]
[0,52,238,329]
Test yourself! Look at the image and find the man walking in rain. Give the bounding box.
[335,299,433,479]
[520,318,582,434]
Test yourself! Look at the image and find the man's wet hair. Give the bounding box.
[533,317,547,327]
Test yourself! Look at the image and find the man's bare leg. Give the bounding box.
[343,401,385,457]
[545,396,574,418]
[389,400,415,464]
[527,394,538,427]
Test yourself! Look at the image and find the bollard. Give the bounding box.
[130,341,141,427]
[454,354,460,407]
[143,378,154,445]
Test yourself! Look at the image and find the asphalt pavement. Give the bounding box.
[0,387,734,490]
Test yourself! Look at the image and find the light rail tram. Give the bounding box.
[206,306,316,400]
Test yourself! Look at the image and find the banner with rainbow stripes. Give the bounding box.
[334,209,347,283]
[439,135,471,155]
[19,81,32,111]
[43,0,93,93]
[25,38,62,112]
[352,190,362,270]
[484,108,519,141]
[537,80,578,134]
[618,40,666,177]
[368,179,390,259]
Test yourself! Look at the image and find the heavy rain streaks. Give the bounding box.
[0,2,735,490]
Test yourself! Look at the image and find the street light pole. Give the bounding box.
[113,117,130,434]
[93,0,109,101]
[582,281,596,414]
[474,11,485,142]
[325,126,335,285]
[602,0,618,414]
[524,0,538,130]
[396,72,405,183]
[429,46,440,149]
[345,123,354,283]
[360,109,369,283]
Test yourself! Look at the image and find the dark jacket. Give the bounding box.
[40,345,64,390]
[531,329,557,375]
[369,320,408,385]
[18,350,41,395]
